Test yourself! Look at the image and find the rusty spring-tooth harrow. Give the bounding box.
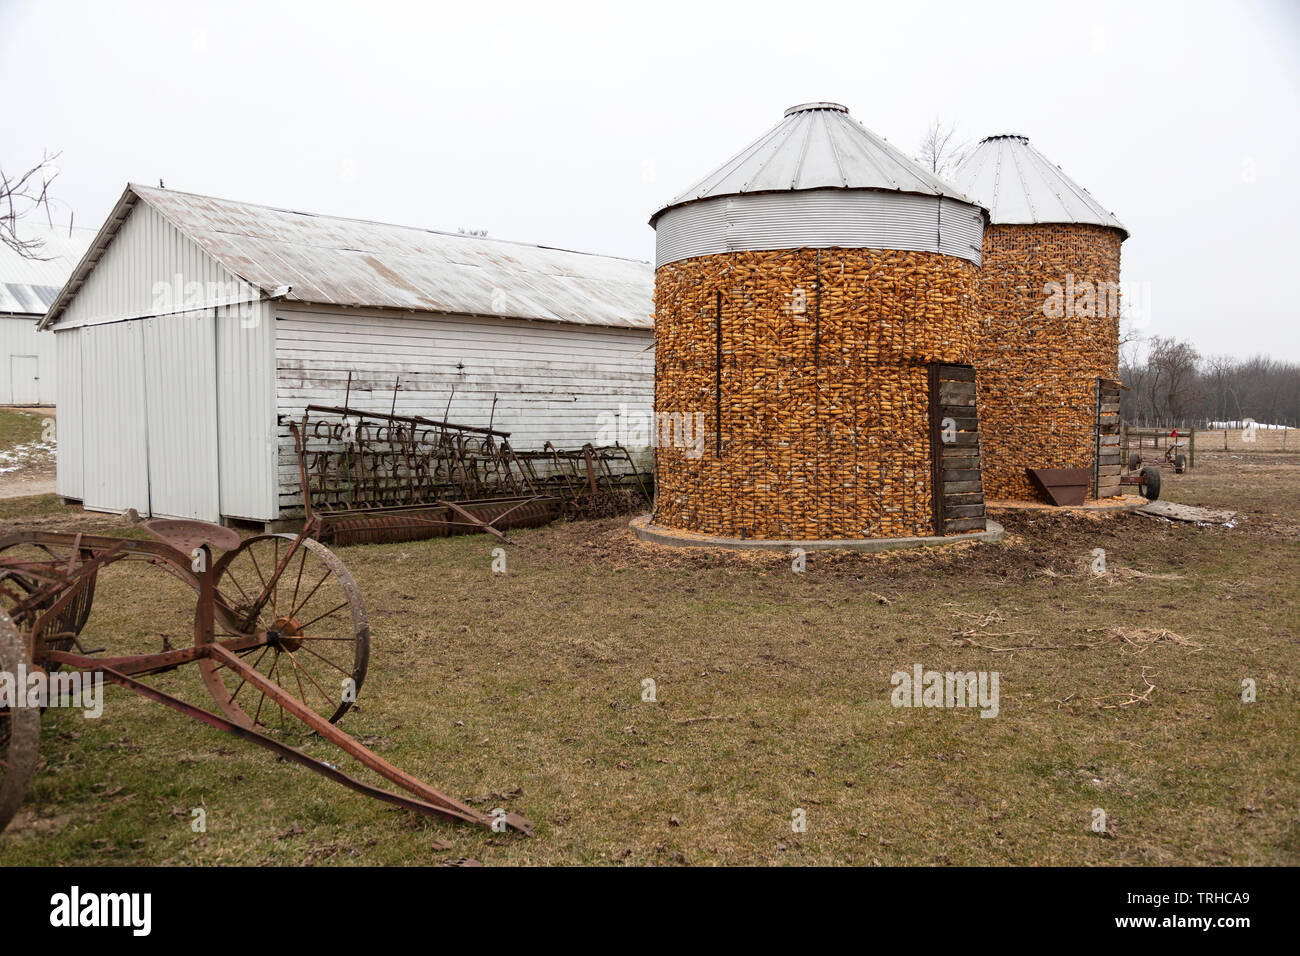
[514,442,652,520]
[0,519,532,838]
[288,404,649,546]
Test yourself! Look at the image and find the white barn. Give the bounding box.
[0,223,94,405]
[41,185,654,525]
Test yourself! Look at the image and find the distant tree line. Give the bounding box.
[1119,335,1300,428]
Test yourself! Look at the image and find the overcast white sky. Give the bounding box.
[2,0,1296,359]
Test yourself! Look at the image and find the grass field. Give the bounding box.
[1194,426,1296,455]
[1,452,1296,866]
[0,408,44,452]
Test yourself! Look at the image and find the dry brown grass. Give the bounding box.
[0,455,1296,866]
[1195,426,1297,455]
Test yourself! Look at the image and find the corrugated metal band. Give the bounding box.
[654,189,984,267]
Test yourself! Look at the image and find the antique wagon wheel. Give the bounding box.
[0,612,39,834]
[198,534,369,731]
[0,536,98,655]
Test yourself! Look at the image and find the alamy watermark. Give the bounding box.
[1042,273,1152,327]
[890,664,999,718]
[151,273,262,327]
[0,664,103,718]
[49,886,151,936]
[596,404,706,458]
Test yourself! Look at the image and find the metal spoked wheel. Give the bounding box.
[0,538,98,656]
[198,534,369,731]
[0,612,39,834]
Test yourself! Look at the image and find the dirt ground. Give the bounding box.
[0,448,1296,866]
[0,407,56,499]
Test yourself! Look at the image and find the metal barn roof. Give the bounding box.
[651,102,979,224]
[0,222,95,315]
[44,185,653,329]
[951,135,1128,237]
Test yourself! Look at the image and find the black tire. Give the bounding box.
[1140,466,1161,501]
[1174,453,1186,474]
[1127,451,1142,471]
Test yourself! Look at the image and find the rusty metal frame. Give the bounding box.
[44,651,524,832]
[289,401,650,545]
[291,406,537,516]
[0,521,533,837]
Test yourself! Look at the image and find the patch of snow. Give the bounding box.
[0,440,57,472]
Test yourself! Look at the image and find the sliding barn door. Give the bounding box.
[80,322,150,515]
[142,312,220,520]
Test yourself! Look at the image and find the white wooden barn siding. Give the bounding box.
[56,200,248,329]
[51,195,279,520]
[54,329,83,500]
[54,304,277,521]
[140,311,220,520]
[51,197,650,523]
[215,301,278,521]
[77,321,149,514]
[0,316,57,404]
[273,304,654,515]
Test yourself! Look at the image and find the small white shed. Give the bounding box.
[0,223,94,405]
[41,185,654,524]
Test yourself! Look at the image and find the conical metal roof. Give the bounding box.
[952,135,1128,238]
[650,102,977,224]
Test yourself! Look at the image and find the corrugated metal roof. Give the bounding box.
[0,222,95,315]
[651,102,979,224]
[951,135,1128,237]
[655,189,985,267]
[44,185,653,329]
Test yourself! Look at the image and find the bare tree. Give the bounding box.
[1118,333,1147,421]
[1146,336,1201,426]
[0,150,62,259]
[917,118,969,179]
[1118,313,1145,352]
[1201,354,1234,423]
[1123,344,1300,428]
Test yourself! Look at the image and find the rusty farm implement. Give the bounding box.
[290,400,650,546]
[0,518,532,837]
